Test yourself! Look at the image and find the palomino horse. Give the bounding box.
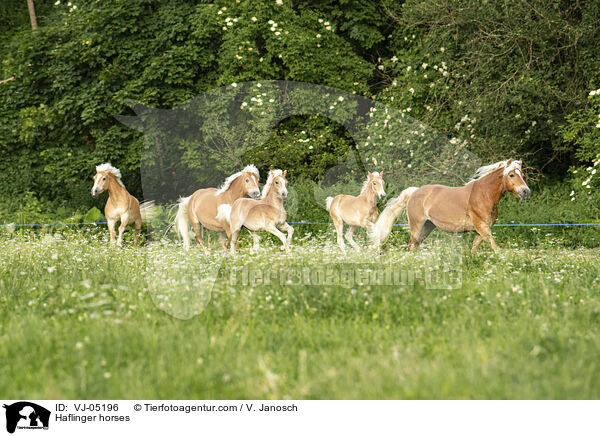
[175,165,260,253]
[369,159,531,253]
[326,171,386,253]
[91,163,157,247]
[217,169,294,254]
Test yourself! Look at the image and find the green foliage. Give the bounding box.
[1,0,600,222]
[84,206,103,223]
[378,0,600,174]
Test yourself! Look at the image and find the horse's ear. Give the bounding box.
[506,158,513,166]
[380,170,384,177]
[367,171,373,178]
[283,170,287,178]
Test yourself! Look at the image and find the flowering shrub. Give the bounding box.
[560,89,600,199]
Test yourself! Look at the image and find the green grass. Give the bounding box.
[0,227,599,399]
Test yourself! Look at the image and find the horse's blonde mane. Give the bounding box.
[261,169,283,199]
[361,171,380,194]
[469,159,522,183]
[96,163,125,188]
[216,164,260,195]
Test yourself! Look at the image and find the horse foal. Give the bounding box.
[218,169,293,254]
[326,171,386,253]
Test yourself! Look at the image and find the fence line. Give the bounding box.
[1,221,599,228]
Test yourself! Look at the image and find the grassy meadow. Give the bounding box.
[0,225,599,399]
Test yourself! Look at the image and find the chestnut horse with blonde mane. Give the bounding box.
[217,169,293,254]
[92,163,157,247]
[174,165,260,253]
[369,159,531,253]
[326,171,386,253]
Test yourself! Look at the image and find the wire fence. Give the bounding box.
[1,221,599,228]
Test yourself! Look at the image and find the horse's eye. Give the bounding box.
[245,178,249,183]
[509,174,515,178]
[102,177,106,181]
[275,181,279,185]
[373,182,376,185]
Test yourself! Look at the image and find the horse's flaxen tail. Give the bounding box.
[175,196,192,251]
[216,204,232,225]
[140,200,159,222]
[325,196,334,212]
[368,187,419,248]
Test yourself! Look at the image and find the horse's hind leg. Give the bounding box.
[331,214,346,253]
[191,220,209,255]
[408,220,435,251]
[345,225,360,251]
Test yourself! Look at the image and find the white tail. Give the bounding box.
[140,200,158,222]
[216,204,232,225]
[368,187,419,248]
[325,196,334,212]
[175,196,192,251]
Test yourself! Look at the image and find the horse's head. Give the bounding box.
[368,171,386,199]
[92,171,109,197]
[240,170,260,199]
[92,163,123,197]
[269,169,288,199]
[504,160,531,200]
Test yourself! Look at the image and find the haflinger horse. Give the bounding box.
[92,163,157,247]
[217,169,294,254]
[369,159,531,253]
[175,165,260,253]
[326,171,386,253]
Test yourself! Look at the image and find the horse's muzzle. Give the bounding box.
[251,190,260,199]
[518,187,531,200]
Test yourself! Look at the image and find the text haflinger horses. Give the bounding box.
[368,159,531,253]
[326,171,386,253]
[174,165,261,253]
[217,169,294,254]
[91,163,157,247]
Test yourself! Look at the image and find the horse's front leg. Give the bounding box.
[266,225,289,252]
[107,219,117,245]
[117,214,129,247]
[248,231,261,250]
[278,222,294,248]
[471,234,483,254]
[229,224,242,255]
[218,232,228,250]
[473,219,499,252]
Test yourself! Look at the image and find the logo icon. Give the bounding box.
[3,402,50,434]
